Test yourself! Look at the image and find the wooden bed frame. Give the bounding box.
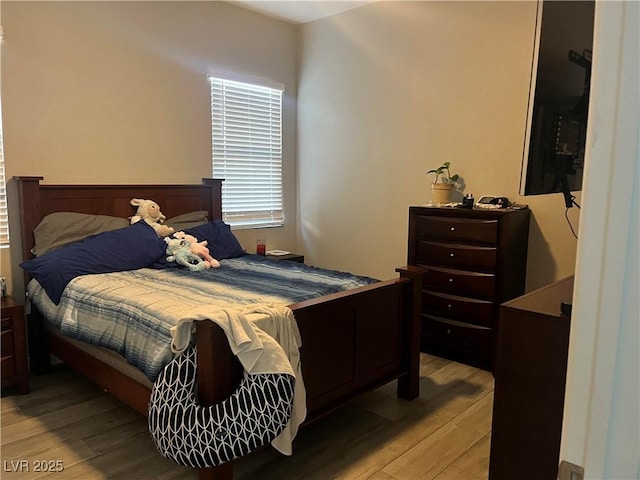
[16,176,423,480]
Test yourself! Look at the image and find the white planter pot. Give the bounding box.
[430,183,456,204]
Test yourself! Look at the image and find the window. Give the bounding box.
[210,76,284,229]
[0,105,8,246]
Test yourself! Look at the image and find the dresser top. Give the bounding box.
[1,296,22,309]
[410,205,530,219]
[502,275,574,319]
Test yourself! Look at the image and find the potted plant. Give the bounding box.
[427,162,459,204]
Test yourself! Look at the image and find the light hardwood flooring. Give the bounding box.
[1,354,493,479]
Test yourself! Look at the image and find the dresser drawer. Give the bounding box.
[422,315,492,355]
[1,355,16,379]
[416,241,497,272]
[1,330,14,355]
[423,290,494,328]
[414,215,499,245]
[1,317,12,330]
[423,266,495,300]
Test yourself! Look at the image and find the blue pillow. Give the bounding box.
[20,221,167,305]
[183,220,245,260]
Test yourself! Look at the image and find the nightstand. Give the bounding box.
[266,253,304,263]
[1,296,30,394]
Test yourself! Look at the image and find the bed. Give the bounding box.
[15,176,424,480]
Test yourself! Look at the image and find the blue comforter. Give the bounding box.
[28,255,377,381]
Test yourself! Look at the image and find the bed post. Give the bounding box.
[395,265,425,400]
[15,177,51,375]
[15,176,44,263]
[195,321,242,480]
[202,178,223,222]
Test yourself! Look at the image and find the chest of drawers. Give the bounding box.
[1,296,30,393]
[407,206,530,370]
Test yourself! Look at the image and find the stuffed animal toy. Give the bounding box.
[173,231,220,268]
[164,237,210,272]
[130,198,174,237]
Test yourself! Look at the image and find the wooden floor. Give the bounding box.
[1,354,493,479]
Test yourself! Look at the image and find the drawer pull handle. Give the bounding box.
[449,253,454,257]
[447,304,452,310]
[448,278,453,283]
[446,329,452,335]
[450,227,455,231]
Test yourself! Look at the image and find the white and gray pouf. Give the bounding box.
[148,345,295,468]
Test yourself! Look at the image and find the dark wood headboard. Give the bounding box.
[15,176,223,263]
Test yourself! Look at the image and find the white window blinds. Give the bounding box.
[210,76,284,229]
[0,106,9,246]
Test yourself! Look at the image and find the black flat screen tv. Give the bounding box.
[520,0,595,205]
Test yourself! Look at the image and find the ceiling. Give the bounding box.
[231,1,375,24]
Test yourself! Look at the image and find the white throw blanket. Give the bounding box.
[170,303,306,456]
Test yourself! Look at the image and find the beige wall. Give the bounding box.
[297,1,579,290]
[1,1,582,298]
[0,1,298,299]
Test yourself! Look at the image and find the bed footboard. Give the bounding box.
[192,266,423,480]
[291,266,423,419]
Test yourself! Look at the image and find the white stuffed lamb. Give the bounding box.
[130,198,174,237]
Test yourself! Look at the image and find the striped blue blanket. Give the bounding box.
[28,255,378,382]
